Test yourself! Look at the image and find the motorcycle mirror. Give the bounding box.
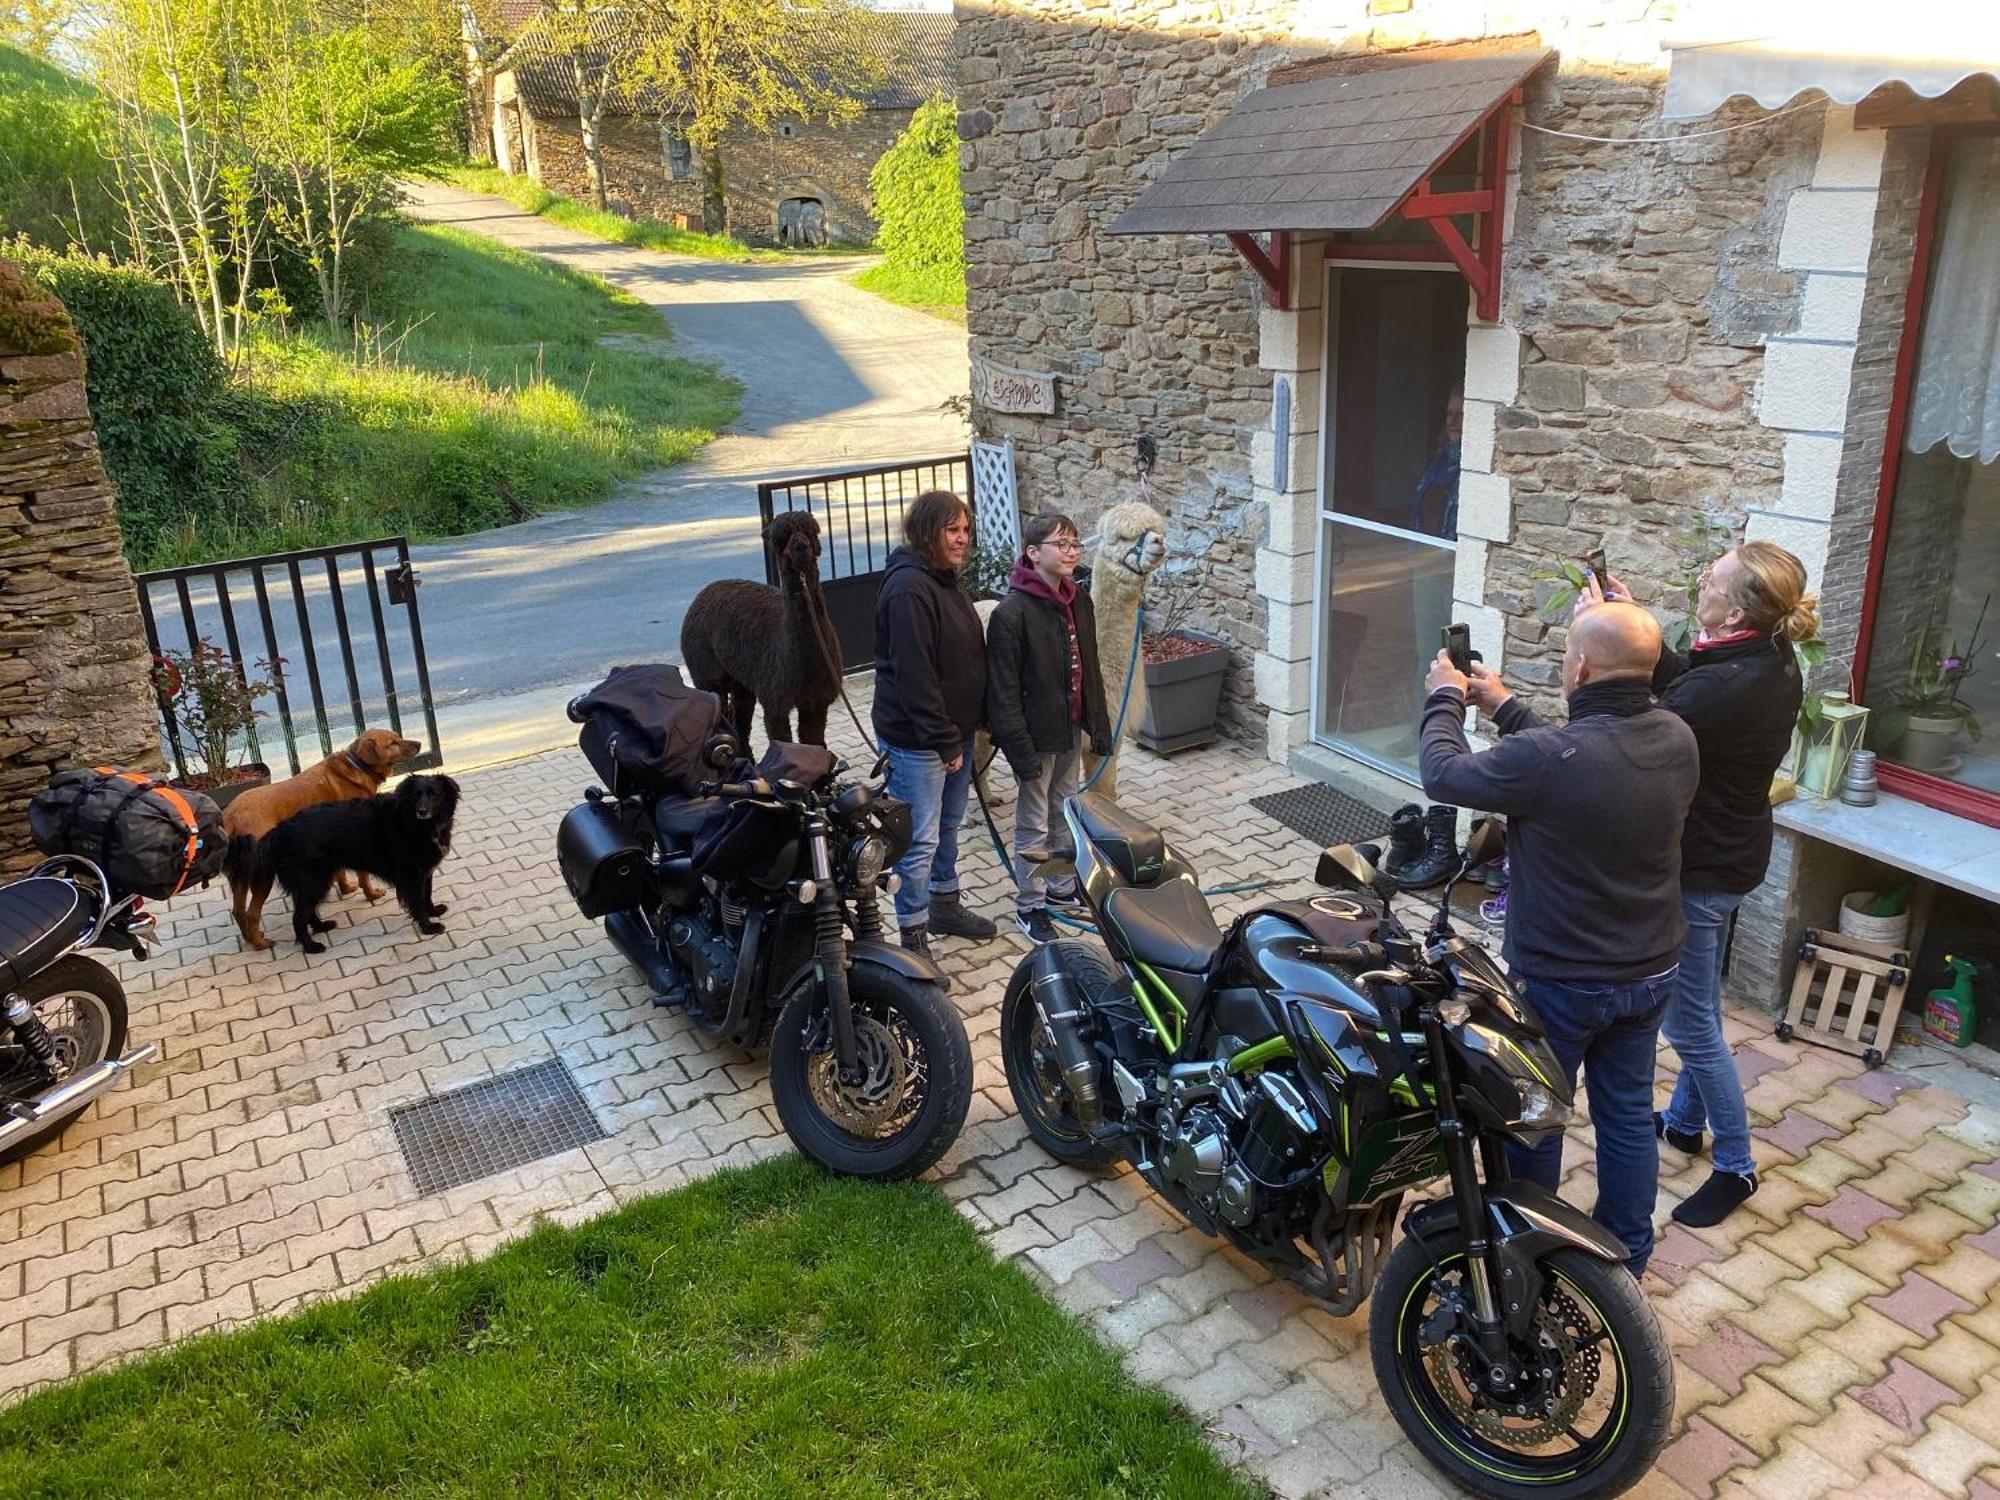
[1316,843,1396,902]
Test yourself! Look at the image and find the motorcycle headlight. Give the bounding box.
[1515,1082,1572,1131]
[849,833,891,889]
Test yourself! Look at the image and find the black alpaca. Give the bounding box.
[681,510,843,748]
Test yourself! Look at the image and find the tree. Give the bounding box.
[520,0,639,211]
[0,0,74,57]
[868,94,963,297]
[625,0,890,234]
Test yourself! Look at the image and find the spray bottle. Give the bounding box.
[1923,955,1980,1049]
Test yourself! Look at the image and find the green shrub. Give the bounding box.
[0,44,120,251]
[866,94,964,303]
[6,241,245,557]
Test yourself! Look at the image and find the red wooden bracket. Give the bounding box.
[1226,231,1291,310]
[1396,94,1514,323]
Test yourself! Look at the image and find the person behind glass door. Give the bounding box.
[1412,385,1464,539]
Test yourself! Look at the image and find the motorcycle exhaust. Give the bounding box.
[1028,945,1102,1127]
[605,907,683,1001]
[0,1041,158,1151]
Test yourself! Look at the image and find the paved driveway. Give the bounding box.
[397,179,969,739]
[5,702,2000,1500]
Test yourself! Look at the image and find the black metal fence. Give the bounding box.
[135,536,442,781]
[756,454,973,673]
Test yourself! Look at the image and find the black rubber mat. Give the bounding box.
[390,1058,606,1196]
[1250,782,1399,850]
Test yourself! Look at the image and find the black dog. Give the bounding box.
[261,774,460,953]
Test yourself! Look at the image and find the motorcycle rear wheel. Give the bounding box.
[999,939,1120,1169]
[0,956,129,1166]
[1371,1237,1672,1500]
[769,963,970,1181]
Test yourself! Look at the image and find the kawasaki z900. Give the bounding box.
[1000,795,1671,1499]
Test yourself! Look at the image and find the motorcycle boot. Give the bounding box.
[900,924,952,992]
[1379,804,1426,880]
[1394,804,1463,890]
[929,891,998,941]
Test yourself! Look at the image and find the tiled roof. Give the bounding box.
[503,8,953,121]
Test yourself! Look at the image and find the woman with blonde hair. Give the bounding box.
[1589,539,1818,1226]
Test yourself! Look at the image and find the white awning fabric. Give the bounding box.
[1663,10,2000,120]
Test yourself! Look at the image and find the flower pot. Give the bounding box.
[183,763,271,811]
[1134,631,1230,753]
[1839,890,1910,948]
[1895,712,1965,772]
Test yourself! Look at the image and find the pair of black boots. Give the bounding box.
[1382,803,1461,890]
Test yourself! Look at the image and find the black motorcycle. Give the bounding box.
[559,739,971,1181]
[0,854,160,1164]
[1000,794,1672,1499]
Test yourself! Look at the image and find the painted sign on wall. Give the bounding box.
[972,356,1058,415]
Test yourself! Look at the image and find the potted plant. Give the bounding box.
[151,639,280,808]
[1884,602,1987,773]
[1134,567,1230,753]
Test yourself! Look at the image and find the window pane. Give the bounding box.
[1318,519,1456,779]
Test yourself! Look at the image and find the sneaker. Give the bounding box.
[1016,909,1059,944]
[1655,1111,1705,1155]
[929,891,998,941]
[899,924,951,991]
[1672,1170,1757,1227]
[1045,881,1086,911]
[1478,889,1509,927]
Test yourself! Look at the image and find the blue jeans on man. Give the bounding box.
[1661,890,1754,1177]
[1507,967,1678,1276]
[884,738,973,931]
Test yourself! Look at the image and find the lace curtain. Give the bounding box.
[1907,137,2000,466]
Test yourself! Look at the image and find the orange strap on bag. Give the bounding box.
[92,766,203,896]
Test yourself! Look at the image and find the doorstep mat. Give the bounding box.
[1249,782,1399,850]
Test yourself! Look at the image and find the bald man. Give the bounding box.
[1420,603,1698,1278]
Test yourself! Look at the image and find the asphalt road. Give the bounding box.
[391,179,969,764]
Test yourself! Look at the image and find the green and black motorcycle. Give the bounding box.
[1000,794,1672,1499]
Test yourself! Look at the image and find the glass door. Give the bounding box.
[1312,264,1469,781]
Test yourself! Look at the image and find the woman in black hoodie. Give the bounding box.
[1593,541,1818,1227]
[873,490,996,958]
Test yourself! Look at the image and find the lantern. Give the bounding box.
[1796,692,1870,800]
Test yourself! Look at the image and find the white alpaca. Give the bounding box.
[1082,500,1167,802]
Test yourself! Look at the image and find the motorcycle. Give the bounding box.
[999,794,1672,1499]
[0,854,160,1164]
[558,739,972,1181]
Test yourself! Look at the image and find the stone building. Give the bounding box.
[957,0,2000,1037]
[0,258,163,868]
[491,10,954,246]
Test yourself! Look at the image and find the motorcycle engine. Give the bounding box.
[666,906,738,1014]
[1161,1071,1321,1231]
[1164,1106,1233,1214]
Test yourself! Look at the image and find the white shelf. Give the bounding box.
[1777,791,2000,905]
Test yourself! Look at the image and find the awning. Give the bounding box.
[1109,47,1550,238]
[1663,12,2000,120]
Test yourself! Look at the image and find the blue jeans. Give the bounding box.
[1662,890,1754,1177]
[1507,968,1677,1276]
[885,739,972,931]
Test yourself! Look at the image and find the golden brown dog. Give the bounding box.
[223,728,420,949]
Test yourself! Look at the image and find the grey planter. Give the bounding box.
[1135,631,1230,753]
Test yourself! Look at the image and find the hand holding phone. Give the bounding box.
[1583,547,1608,594]
[1441,622,1473,676]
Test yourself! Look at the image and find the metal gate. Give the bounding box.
[756,454,974,673]
[135,536,442,781]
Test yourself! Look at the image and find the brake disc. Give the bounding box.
[1421,1281,1602,1449]
[805,1013,910,1134]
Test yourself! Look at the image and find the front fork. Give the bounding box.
[1424,1007,1520,1388]
[806,815,861,1083]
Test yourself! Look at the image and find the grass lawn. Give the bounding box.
[442,164,865,266]
[0,1158,1256,1498]
[139,220,741,569]
[850,260,967,324]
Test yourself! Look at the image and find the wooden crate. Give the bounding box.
[1777,926,1913,1067]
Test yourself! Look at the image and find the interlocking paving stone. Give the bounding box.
[1678,1321,1781,1400]
[1756,1108,1846,1158]
[1657,1414,1759,1498]
[1859,1356,1966,1434]
[1868,1272,1980,1340]
[1807,1186,1903,1241]
[1840,1068,1925,1107]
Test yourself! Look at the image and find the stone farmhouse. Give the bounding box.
[954,0,2000,1039]
[488,7,954,246]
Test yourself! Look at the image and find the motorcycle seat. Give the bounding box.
[0,878,92,991]
[1071,793,1167,887]
[652,796,722,843]
[1100,872,1222,974]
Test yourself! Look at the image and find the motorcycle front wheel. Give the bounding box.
[1370,1237,1672,1500]
[0,955,129,1166]
[769,963,971,1181]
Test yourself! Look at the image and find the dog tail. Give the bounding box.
[223,832,265,888]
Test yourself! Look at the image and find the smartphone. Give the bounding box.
[1583,547,1609,593]
[1442,622,1473,676]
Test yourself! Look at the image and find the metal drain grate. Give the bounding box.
[1250,782,1400,851]
[389,1058,607,1196]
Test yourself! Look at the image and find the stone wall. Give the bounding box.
[0,258,164,870]
[522,108,912,245]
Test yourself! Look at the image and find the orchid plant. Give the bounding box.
[1905,598,1989,741]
